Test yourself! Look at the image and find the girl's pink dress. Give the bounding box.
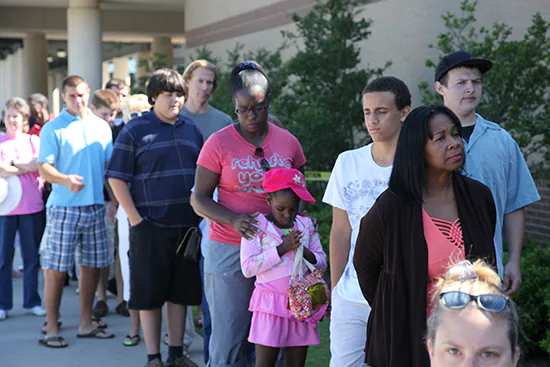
[241,214,327,347]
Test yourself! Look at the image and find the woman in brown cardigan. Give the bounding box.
[353,105,496,367]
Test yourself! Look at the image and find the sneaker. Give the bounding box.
[145,359,164,367]
[29,306,47,316]
[0,310,6,320]
[165,355,198,367]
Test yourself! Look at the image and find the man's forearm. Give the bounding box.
[108,178,139,222]
[330,238,351,289]
[504,208,525,263]
[38,163,68,185]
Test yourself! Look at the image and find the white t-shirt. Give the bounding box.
[322,143,392,304]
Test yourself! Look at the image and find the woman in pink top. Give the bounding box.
[0,97,46,320]
[192,61,306,367]
[241,168,327,367]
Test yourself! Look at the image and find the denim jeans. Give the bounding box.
[0,211,45,310]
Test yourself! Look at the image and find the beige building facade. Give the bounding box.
[183,0,550,106]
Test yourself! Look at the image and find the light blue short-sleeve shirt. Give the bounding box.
[38,108,113,207]
[463,114,540,275]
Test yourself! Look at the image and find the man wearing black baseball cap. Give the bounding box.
[434,50,540,295]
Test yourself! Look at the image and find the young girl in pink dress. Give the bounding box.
[241,167,327,367]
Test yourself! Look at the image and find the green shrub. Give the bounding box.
[508,237,550,358]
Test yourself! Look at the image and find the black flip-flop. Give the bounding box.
[41,321,62,335]
[91,317,108,329]
[39,336,68,348]
[123,334,141,346]
[77,328,115,339]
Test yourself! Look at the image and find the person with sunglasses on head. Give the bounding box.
[106,69,203,367]
[426,259,520,366]
[353,105,497,367]
[191,60,306,367]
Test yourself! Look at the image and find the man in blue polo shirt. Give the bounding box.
[107,68,203,367]
[38,75,114,348]
[434,51,540,294]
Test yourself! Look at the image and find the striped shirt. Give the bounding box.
[105,111,203,227]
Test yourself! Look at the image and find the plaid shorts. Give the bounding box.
[42,205,109,272]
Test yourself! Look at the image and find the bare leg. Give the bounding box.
[129,309,141,336]
[114,252,124,305]
[165,301,185,347]
[140,308,162,354]
[96,267,109,302]
[255,345,280,367]
[44,269,66,339]
[284,346,308,367]
[78,265,104,334]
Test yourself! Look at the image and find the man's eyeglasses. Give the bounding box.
[439,291,509,313]
[255,147,270,172]
[235,103,268,116]
[129,110,149,119]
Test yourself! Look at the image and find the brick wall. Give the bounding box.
[525,179,550,243]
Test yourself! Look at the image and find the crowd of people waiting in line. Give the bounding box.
[0,50,540,367]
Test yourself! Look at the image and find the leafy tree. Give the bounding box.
[419,0,550,173]
[277,0,390,171]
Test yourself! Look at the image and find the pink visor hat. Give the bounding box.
[262,168,316,204]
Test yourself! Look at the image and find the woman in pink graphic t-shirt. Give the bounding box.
[192,61,306,366]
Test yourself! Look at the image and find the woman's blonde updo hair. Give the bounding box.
[426,259,519,356]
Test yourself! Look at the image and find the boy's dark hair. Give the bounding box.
[62,75,87,93]
[91,89,119,110]
[362,76,412,111]
[105,78,129,91]
[146,68,186,105]
[230,61,270,97]
[389,105,463,203]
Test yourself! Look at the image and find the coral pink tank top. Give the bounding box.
[423,209,465,318]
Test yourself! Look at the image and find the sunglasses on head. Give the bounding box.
[440,291,509,313]
[129,109,149,119]
[254,147,270,172]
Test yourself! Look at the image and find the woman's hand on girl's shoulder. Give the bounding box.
[232,212,260,240]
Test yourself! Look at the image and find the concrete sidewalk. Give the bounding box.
[0,273,205,367]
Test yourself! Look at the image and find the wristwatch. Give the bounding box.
[10,160,15,166]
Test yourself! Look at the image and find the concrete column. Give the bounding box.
[4,55,15,101]
[51,71,64,115]
[0,60,4,106]
[67,0,102,92]
[151,37,173,68]
[112,56,129,81]
[14,48,24,97]
[23,33,49,97]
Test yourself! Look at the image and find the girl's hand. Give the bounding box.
[278,230,303,256]
[232,212,260,240]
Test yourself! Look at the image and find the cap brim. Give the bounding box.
[0,177,22,215]
[291,187,316,204]
[436,58,493,81]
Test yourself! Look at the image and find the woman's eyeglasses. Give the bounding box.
[129,110,150,119]
[440,291,509,313]
[235,103,268,116]
[254,147,270,172]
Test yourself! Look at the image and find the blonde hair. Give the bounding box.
[182,60,218,94]
[426,260,519,355]
[122,94,151,123]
